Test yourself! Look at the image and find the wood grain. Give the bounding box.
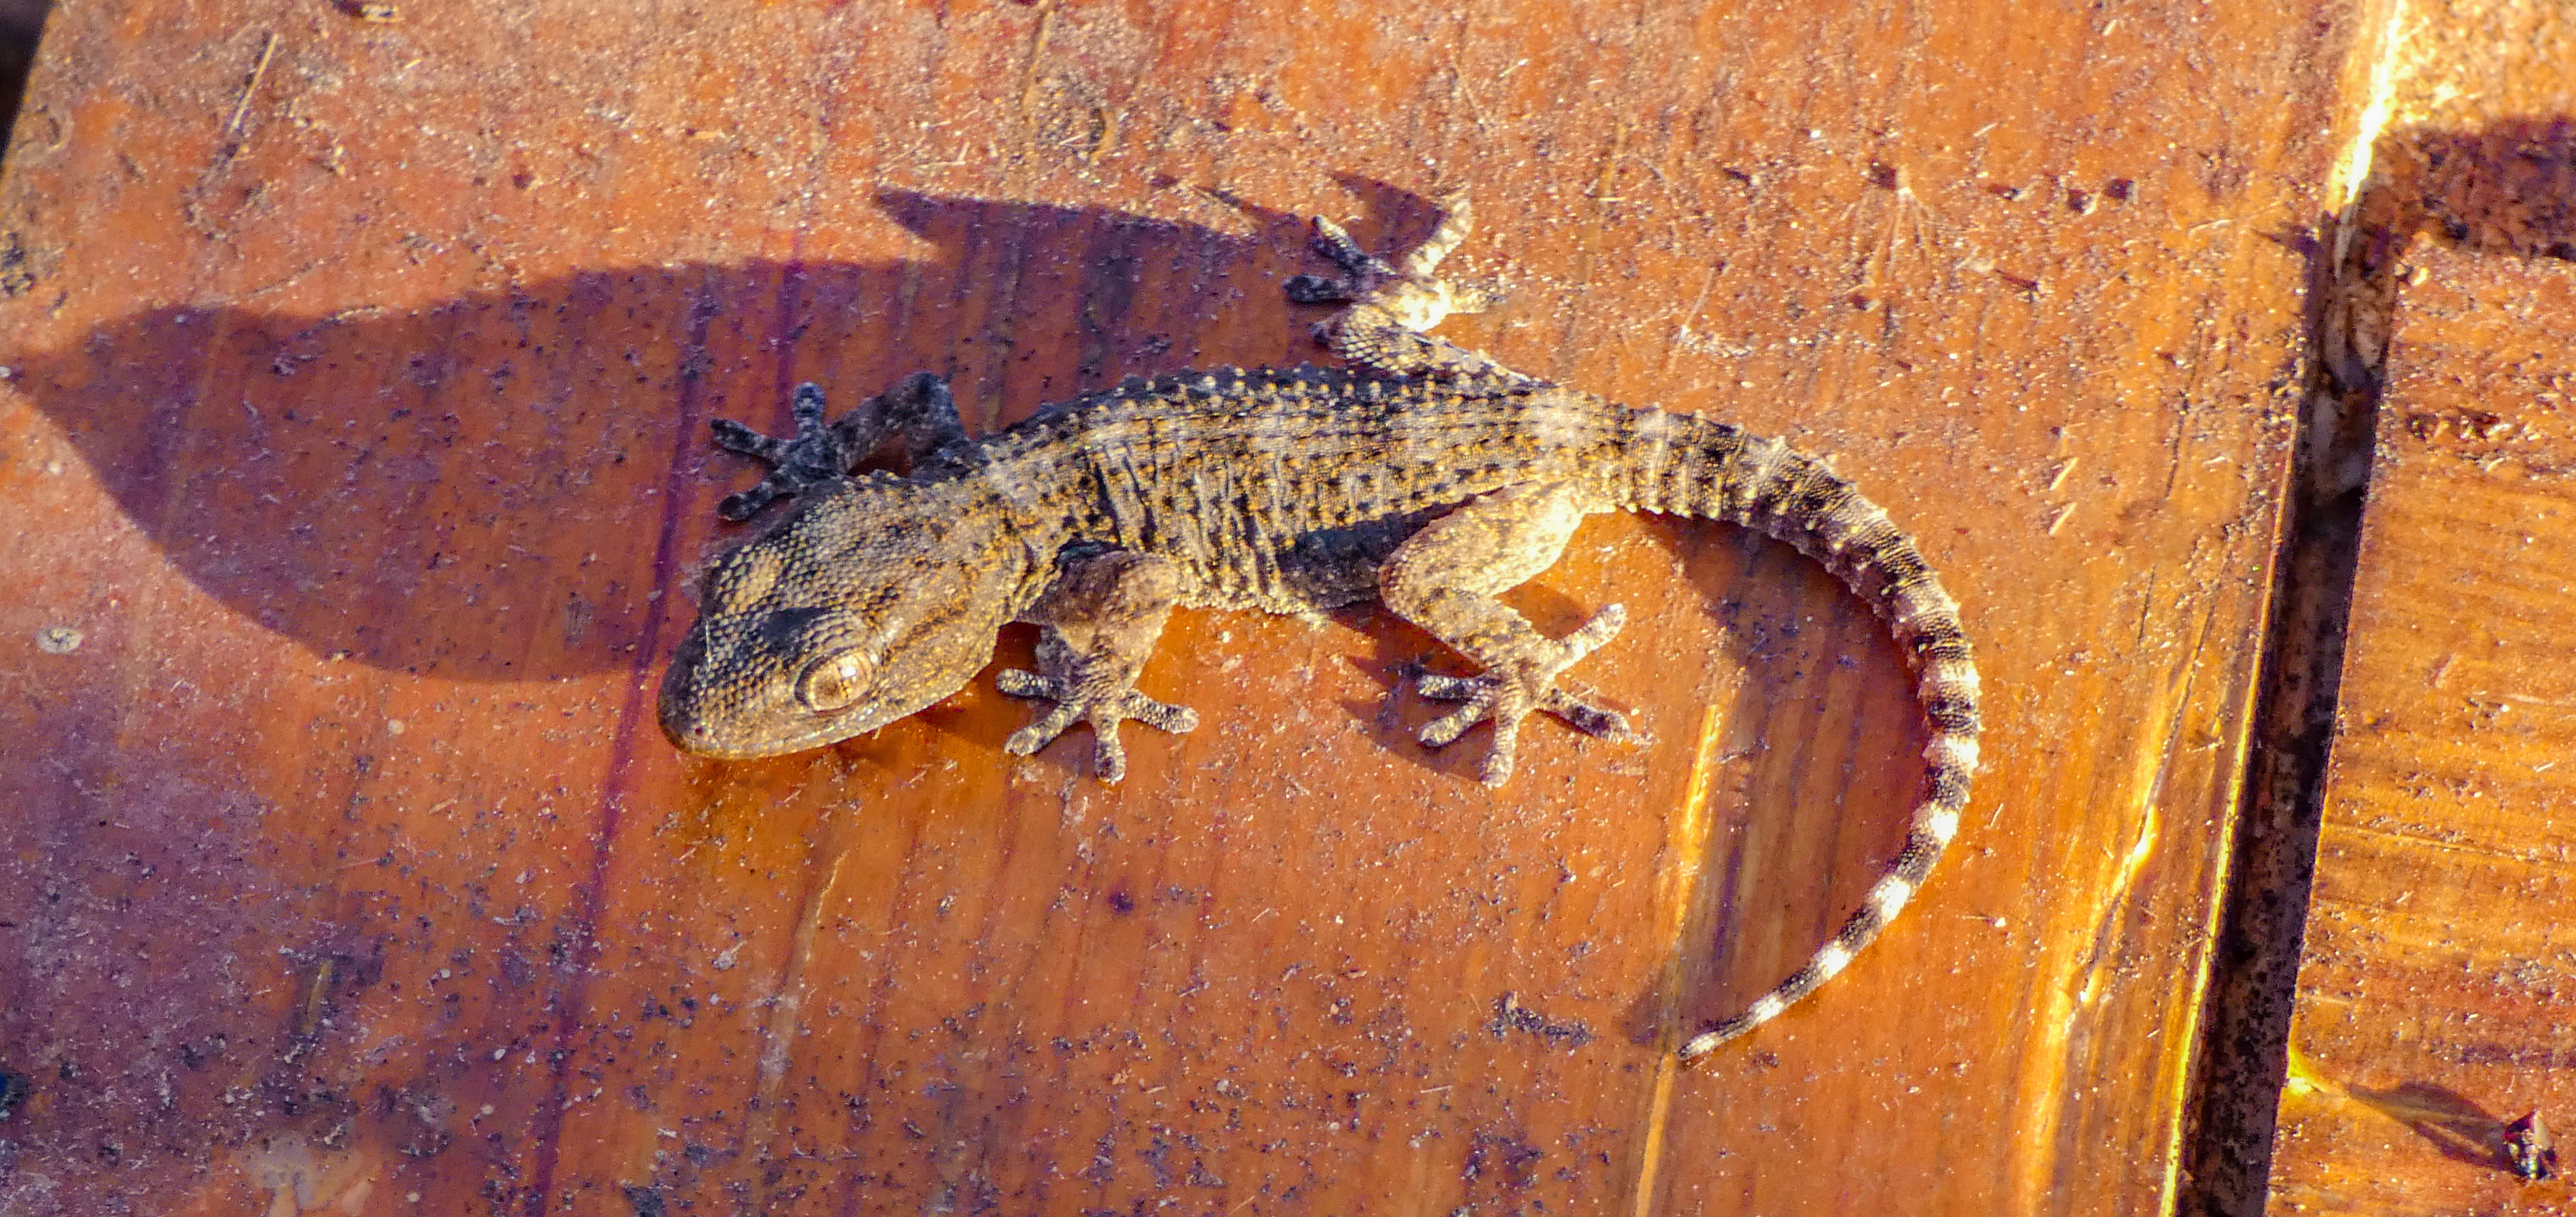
[2264,249,2576,1215]
[0,1,2350,1213]
[2248,3,2576,1210]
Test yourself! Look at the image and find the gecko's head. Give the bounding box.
[659,476,1028,759]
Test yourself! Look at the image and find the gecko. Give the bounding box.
[657,195,1982,1057]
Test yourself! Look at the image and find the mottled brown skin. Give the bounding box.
[657,197,1984,1057]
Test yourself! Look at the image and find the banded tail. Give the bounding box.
[1614,411,1981,1060]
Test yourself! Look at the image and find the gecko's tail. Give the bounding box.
[1622,412,1981,1060]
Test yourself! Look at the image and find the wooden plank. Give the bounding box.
[2264,248,2576,1212]
[0,1,2347,1213]
[2253,2,2576,1209]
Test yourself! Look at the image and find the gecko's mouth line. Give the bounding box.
[661,712,866,760]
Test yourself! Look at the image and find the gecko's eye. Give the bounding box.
[797,650,876,713]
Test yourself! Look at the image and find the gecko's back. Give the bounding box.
[975,364,1631,614]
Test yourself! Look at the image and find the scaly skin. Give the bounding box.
[658,194,1981,1057]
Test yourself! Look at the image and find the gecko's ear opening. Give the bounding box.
[796,649,875,713]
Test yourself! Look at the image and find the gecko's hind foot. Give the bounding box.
[1410,605,1638,787]
[1281,198,1503,320]
[1284,195,1523,382]
[1287,214,1405,298]
[997,669,1200,785]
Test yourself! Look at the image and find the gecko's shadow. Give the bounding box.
[7,184,1470,686]
[2,182,1503,1194]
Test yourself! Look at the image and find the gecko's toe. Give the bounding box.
[1476,711,1527,787]
[1551,701,1630,740]
[1084,693,1196,783]
[1121,691,1200,735]
[716,484,780,523]
[1005,703,1081,758]
[709,417,785,461]
[1566,603,1628,654]
[996,669,1064,700]
[1418,696,1489,748]
[1091,728,1128,784]
[1540,685,1638,741]
[1415,670,1486,703]
[1308,216,1376,269]
[1413,688,1526,785]
[1284,273,1354,304]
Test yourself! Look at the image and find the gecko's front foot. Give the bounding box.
[711,382,850,521]
[709,373,969,521]
[997,669,1200,784]
[1001,549,1196,783]
[1413,605,1639,787]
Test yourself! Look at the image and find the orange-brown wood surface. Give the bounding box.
[2265,257,2576,1214]
[2256,2,2576,1211]
[0,1,2352,1213]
